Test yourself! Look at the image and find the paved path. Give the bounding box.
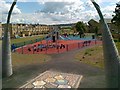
[44,46,106,88]
[21,70,83,88]
[2,45,107,88]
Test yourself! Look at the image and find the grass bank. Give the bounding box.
[75,42,120,69]
[12,53,51,69]
[2,53,51,88]
[11,35,44,44]
[116,42,120,53]
[75,45,104,69]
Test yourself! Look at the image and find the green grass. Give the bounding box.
[11,35,44,44]
[116,42,120,54]
[75,42,120,69]
[12,53,51,68]
[10,35,52,68]
[2,53,51,88]
[75,45,104,69]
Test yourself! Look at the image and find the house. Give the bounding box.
[2,23,53,38]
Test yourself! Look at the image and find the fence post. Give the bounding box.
[24,42,25,45]
[31,40,33,44]
[78,42,80,49]
[95,40,97,45]
[66,44,68,51]
[22,46,23,54]
[46,45,47,54]
[57,45,59,53]
[33,46,34,54]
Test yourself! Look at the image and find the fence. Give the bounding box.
[14,40,102,54]
[12,38,44,49]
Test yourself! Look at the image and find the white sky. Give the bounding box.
[1,0,120,24]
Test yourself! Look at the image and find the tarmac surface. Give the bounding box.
[21,45,107,88]
[2,44,107,88]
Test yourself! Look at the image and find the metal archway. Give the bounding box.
[2,0,120,88]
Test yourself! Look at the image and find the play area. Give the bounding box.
[13,30,102,54]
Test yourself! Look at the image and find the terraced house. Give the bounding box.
[2,23,53,38]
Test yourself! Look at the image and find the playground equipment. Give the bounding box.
[13,25,101,54]
[42,26,72,49]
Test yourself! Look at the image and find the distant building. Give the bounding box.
[88,19,100,33]
[56,23,76,34]
[102,19,118,34]
[88,19,118,35]
[102,19,120,38]
[2,23,53,38]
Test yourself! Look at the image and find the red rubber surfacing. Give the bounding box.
[15,40,102,54]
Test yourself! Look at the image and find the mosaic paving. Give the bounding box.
[20,70,83,88]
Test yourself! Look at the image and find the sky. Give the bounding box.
[0,0,120,25]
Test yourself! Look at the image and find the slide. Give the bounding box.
[59,35,71,40]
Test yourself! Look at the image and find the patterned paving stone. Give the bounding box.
[33,80,46,86]
[65,74,79,86]
[20,70,83,88]
[34,86,45,88]
[54,75,64,80]
[25,83,34,88]
[45,77,56,83]
[55,79,68,85]
[58,85,71,88]
[45,83,58,88]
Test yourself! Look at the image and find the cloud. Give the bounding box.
[9,9,99,25]
[37,0,84,14]
[100,4,116,19]
[0,0,21,22]
[40,2,71,13]
[0,0,21,14]
[1,0,119,24]
[5,0,34,2]
[118,1,120,4]
[94,0,119,4]
[102,5,116,12]
[35,0,85,23]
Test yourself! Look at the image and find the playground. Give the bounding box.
[14,33,102,54]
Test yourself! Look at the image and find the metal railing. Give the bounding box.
[14,40,102,54]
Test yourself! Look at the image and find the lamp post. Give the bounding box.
[91,0,120,88]
[2,0,17,78]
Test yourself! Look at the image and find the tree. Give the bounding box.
[94,26,99,36]
[75,21,86,33]
[2,0,17,78]
[75,21,86,38]
[111,3,120,41]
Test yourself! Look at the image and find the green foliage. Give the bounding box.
[11,35,44,48]
[75,45,104,69]
[75,21,86,33]
[11,35,44,44]
[111,3,120,29]
[112,3,120,41]
[84,51,89,55]
[95,27,99,35]
[84,48,94,56]
[61,27,72,30]
[116,42,120,54]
